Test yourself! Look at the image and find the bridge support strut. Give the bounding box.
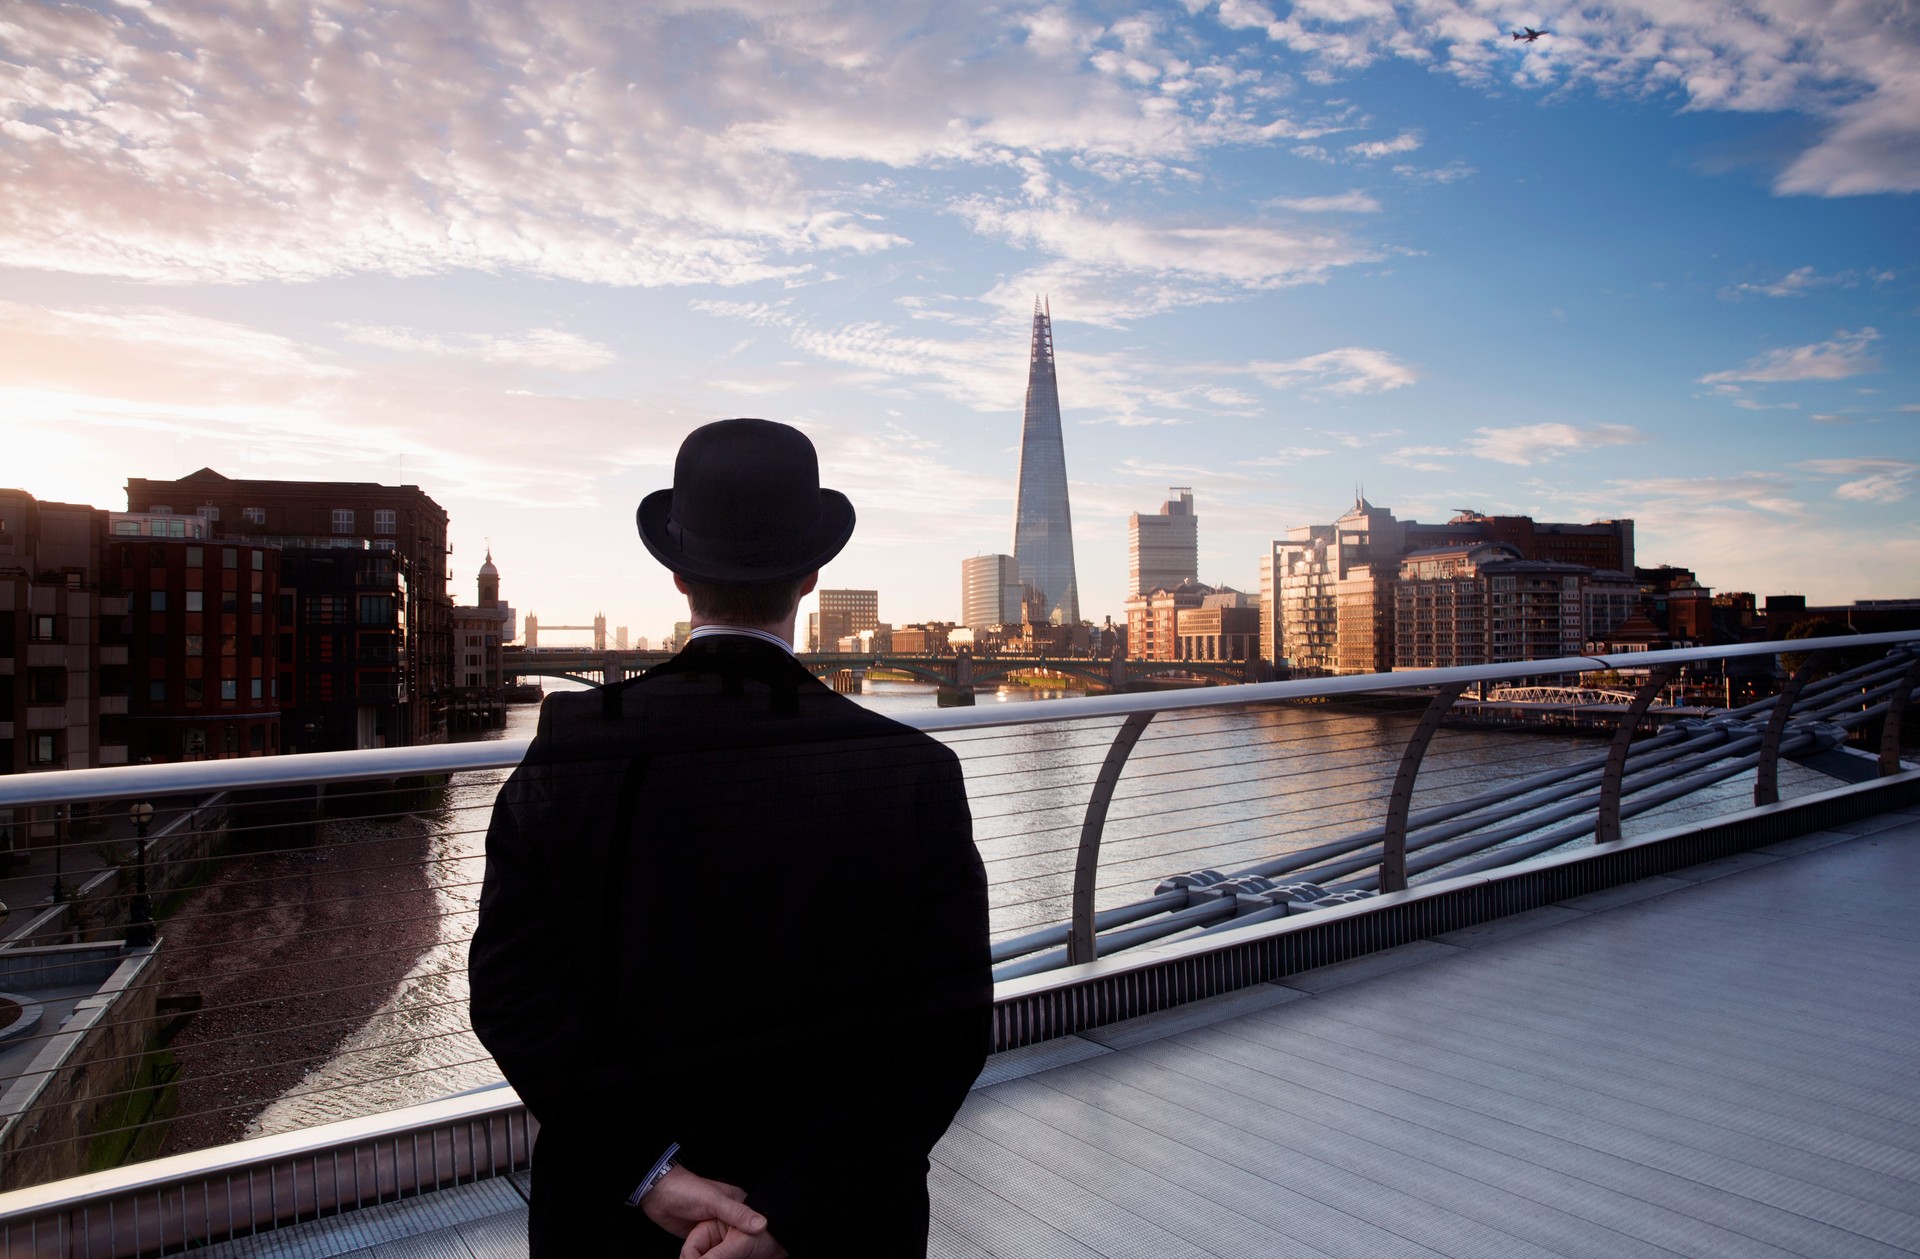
[1381,682,1466,894]
[1069,711,1155,966]
[1597,665,1678,846]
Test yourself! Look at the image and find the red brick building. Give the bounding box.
[125,470,451,746]
[105,513,282,761]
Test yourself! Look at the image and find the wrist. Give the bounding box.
[626,1140,681,1206]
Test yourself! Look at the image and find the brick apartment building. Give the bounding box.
[105,512,282,761]
[125,470,451,745]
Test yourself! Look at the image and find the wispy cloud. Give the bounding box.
[1213,0,1920,197]
[1266,190,1381,213]
[1346,131,1421,159]
[1700,328,1882,384]
[1467,422,1646,466]
[1242,347,1417,394]
[1799,457,1919,503]
[338,326,616,371]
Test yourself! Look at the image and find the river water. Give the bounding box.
[250,678,1830,1135]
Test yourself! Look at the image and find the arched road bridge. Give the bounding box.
[502,646,1263,692]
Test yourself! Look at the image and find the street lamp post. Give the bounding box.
[127,801,155,947]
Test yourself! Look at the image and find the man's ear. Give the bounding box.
[672,573,690,595]
[798,571,819,597]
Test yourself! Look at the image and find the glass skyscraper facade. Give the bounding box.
[1011,299,1080,625]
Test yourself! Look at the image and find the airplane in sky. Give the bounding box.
[1510,26,1551,42]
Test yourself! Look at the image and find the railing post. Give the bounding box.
[1757,655,1820,806]
[1881,650,1920,777]
[1069,711,1154,966]
[1596,664,1678,845]
[1381,682,1465,893]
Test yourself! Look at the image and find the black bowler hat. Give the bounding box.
[636,418,855,584]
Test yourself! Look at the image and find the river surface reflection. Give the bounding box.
[251,677,1826,1134]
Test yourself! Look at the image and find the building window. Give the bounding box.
[186,678,203,703]
[332,508,355,534]
[184,728,206,757]
[185,634,203,657]
[150,591,167,612]
[251,678,263,699]
[29,669,62,703]
[150,505,172,515]
[113,520,142,536]
[243,507,267,525]
[221,679,237,700]
[186,591,203,612]
[220,548,235,569]
[150,680,166,701]
[251,591,264,612]
[249,724,265,752]
[358,594,395,623]
[251,550,264,571]
[196,505,220,522]
[186,546,203,568]
[373,508,397,534]
[29,733,56,764]
[30,614,56,641]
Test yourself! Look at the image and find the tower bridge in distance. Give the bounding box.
[502,645,1261,692]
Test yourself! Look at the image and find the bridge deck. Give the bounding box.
[197,807,1920,1258]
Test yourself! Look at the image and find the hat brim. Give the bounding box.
[636,487,856,585]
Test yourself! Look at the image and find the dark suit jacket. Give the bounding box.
[469,635,991,1257]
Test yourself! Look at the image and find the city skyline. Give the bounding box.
[3,2,1914,642]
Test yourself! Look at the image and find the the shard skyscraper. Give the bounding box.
[1011,297,1080,625]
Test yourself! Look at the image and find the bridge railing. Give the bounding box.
[0,632,1915,1253]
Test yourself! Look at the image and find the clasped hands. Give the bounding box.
[640,1165,787,1259]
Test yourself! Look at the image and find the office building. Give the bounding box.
[961,554,1023,630]
[815,589,878,654]
[125,469,452,745]
[1010,299,1080,625]
[1129,489,1197,598]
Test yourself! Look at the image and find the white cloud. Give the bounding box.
[1384,444,1457,472]
[1266,190,1381,212]
[1346,131,1421,159]
[1467,422,1646,466]
[1211,0,1920,197]
[339,325,616,371]
[0,2,1337,288]
[1700,328,1882,384]
[1243,346,1416,394]
[1799,457,1918,502]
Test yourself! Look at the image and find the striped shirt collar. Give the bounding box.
[685,624,796,656]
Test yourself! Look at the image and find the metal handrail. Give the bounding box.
[5,632,1916,809]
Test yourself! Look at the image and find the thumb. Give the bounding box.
[713,1197,768,1234]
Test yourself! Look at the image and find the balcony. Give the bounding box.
[98,644,127,666]
[25,705,65,729]
[99,595,131,616]
[97,695,128,715]
[0,632,1913,1256]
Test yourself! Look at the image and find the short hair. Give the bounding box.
[679,575,811,625]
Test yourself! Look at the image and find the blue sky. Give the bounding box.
[2,0,1914,644]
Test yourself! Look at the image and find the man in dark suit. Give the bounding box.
[470,419,992,1258]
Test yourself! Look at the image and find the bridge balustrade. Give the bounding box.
[0,633,1915,1254]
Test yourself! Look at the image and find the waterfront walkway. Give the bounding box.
[200,806,1920,1258]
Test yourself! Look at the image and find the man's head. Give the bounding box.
[638,418,852,626]
[674,571,816,624]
